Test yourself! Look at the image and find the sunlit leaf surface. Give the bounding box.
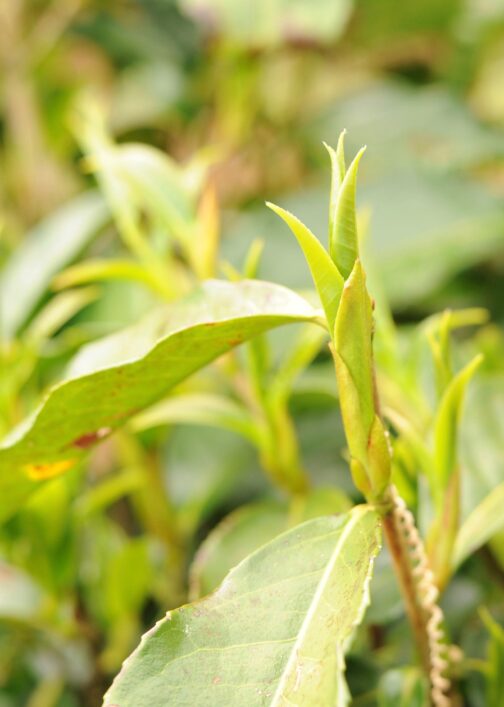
[0,280,321,520]
[104,506,381,707]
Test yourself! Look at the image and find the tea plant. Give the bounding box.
[2,126,503,706]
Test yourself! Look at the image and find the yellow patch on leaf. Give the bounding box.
[23,459,75,481]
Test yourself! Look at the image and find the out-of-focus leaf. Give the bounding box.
[180,0,353,47]
[480,608,504,707]
[0,192,108,340]
[453,481,504,570]
[190,489,352,598]
[432,354,482,505]
[104,506,381,707]
[377,667,427,707]
[0,280,320,520]
[53,259,161,292]
[103,539,151,622]
[0,562,45,623]
[267,202,343,331]
[225,84,504,309]
[132,393,261,444]
[166,426,262,536]
[460,376,504,517]
[25,288,99,344]
[312,81,504,176]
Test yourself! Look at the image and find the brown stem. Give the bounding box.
[382,506,432,673]
[382,486,454,707]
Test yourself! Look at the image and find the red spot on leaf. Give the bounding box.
[72,427,111,449]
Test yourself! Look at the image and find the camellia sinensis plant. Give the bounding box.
[0,130,493,706]
[100,133,477,706]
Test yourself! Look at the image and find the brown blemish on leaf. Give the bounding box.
[72,427,111,449]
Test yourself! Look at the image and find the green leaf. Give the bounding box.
[453,481,504,570]
[53,258,163,293]
[480,608,504,707]
[132,393,262,445]
[0,192,108,340]
[104,505,381,707]
[190,490,352,598]
[329,146,366,279]
[324,133,346,249]
[266,202,343,331]
[433,354,483,505]
[0,280,320,520]
[377,667,427,707]
[333,261,375,471]
[24,288,99,344]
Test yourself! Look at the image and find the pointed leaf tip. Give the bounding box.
[329,145,366,279]
[267,201,343,332]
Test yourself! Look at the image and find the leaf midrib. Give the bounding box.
[269,505,371,705]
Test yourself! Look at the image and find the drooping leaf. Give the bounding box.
[0,280,321,520]
[0,192,108,340]
[104,505,381,707]
[453,482,504,570]
[267,202,343,331]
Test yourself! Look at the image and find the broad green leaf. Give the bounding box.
[0,192,108,340]
[0,280,320,520]
[453,481,504,570]
[267,202,343,330]
[433,354,483,505]
[190,490,352,598]
[329,146,366,279]
[104,505,381,707]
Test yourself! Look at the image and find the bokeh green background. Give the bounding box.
[1,1,504,705]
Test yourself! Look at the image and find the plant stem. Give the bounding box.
[381,486,453,707]
[382,499,431,672]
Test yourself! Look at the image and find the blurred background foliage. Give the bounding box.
[1,0,504,705]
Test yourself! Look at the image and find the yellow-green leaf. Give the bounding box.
[266,202,343,331]
[329,146,366,279]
